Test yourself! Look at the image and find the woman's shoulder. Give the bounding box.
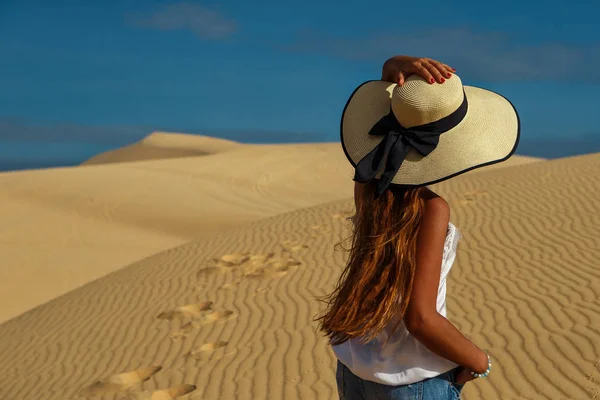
[417,191,450,244]
[421,188,449,213]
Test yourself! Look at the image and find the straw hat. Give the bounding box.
[340,73,520,197]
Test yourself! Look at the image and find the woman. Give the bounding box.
[316,55,520,399]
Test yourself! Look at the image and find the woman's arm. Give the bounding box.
[403,196,489,376]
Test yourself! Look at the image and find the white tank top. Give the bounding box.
[332,222,462,386]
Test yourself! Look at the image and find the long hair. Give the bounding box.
[315,181,428,346]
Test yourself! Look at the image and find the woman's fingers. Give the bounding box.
[443,63,456,73]
[398,71,405,86]
[429,60,453,79]
[455,368,475,385]
[415,65,435,84]
[386,57,455,85]
[423,61,445,83]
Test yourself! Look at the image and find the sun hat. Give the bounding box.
[340,73,520,197]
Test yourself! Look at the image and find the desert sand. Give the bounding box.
[0,132,597,400]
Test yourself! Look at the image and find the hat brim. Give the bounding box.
[340,80,521,187]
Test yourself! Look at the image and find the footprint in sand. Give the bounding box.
[196,266,221,277]
[280,240,309,253]
[217,282,240,291]
[170,322,195,341]
[209,253,252,268]
[332,210,354,220]
[458,190,489,205]
[199,251,299,290]
[588,360,600,398]
[246,252,276,266]
[189,341,236,362]
[201,310,235,324]
[79,366,162,395]
[169,310,236,340]
[206,251,295,270]
[223,253,279,282]
[243,256,301,280]
[198,252,284,291]
[208,252,281,274]
[202,252,274,273]
[309,224,331,237]
[157,301,213,320]
[255,285,272,294]
[125,384,196,400]
[195,267,224,290]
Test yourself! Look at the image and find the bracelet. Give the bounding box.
[470,354,492,378]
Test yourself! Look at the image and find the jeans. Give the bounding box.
[335,360,465,400]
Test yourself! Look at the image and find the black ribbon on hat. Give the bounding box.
[354,91,468,198]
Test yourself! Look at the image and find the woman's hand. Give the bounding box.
[382,55,455,86]
[455,367,477,385]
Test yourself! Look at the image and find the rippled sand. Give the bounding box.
[0,132,596,400]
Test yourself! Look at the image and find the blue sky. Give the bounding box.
[1,0,599,170]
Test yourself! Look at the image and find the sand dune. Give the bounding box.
[84,132,242,165]
[0,143,597,399]
[0,141,353,324]
[0,133,542,324]
[84,131,545,170]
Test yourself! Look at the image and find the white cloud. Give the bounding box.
[127,2,237,40]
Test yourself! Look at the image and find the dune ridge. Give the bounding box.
[83,132,243,165]
[0,151,598,399]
